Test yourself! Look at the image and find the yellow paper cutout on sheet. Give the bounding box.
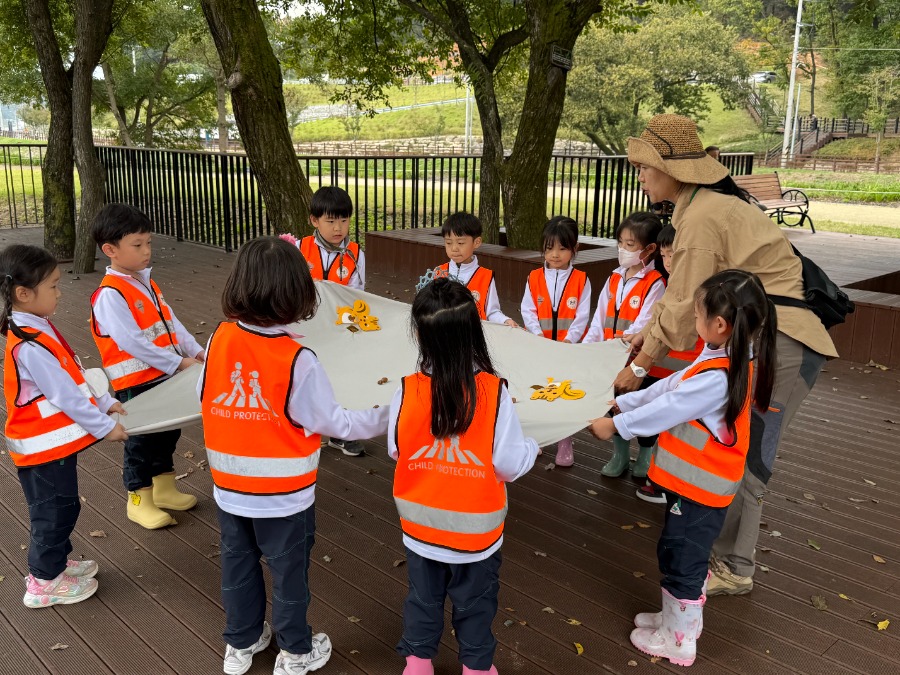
[530,378,585,402]
[336,300,381,332]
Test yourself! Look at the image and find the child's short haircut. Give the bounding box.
[615,211,663,248]
[542,216,579,252]
[221,237,318,327]
[657,225,676,250]
[92,204,153,246]
[441,212,482,239]
[310,186,353,219]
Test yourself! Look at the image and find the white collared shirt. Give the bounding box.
[520,264,592,342]
[197,322,389,518]
[583,261,665,343]
[91,267,205,377]
[312,238,366,290]
[8,311,117,439]
[446,255,509,324]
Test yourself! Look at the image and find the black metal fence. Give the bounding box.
[2,143,754,247]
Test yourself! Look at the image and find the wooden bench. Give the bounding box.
[732,172,815,232]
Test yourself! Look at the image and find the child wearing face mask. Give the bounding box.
[584,212,664,479]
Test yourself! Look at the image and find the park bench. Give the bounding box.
[732,172,814,232]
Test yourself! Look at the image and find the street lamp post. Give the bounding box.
[781,0,805,168]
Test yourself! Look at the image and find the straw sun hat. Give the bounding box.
[627,114,729,185]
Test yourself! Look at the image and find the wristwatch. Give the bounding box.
[630,361,648,378]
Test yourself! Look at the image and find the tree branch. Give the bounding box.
[485,26,528,71]
[100,61,135,146]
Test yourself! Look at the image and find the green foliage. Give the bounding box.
[19,105,52,129]
[814,136,900,160]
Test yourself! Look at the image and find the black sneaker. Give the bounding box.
[328,438,364,456]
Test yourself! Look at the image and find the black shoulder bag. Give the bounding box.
[768,245,855,329]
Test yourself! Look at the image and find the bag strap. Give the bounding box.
[768,294,809,309]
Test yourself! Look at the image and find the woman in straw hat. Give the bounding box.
[611,114,837,658]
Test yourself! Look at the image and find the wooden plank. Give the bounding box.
[848,304,876,363]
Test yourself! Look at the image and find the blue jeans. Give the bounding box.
[18,455,81,580]
[116,381,180,491]
[398,548,501,670]
[218,504,316,654]
[658,493,728,600]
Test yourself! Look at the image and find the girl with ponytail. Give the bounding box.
[590,269,776,667]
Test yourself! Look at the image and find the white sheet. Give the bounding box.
[116,282,629,446]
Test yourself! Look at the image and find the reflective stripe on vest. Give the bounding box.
[90,275,179,391]
[201,322,321,496]
[602,270,663,340]
[439,263,493,320]
[649,357,752,508]
[4,330,99,467]
[299,236,359,285]
[528,267,587,342]
[393,371,505,552]
[649,337,705,379]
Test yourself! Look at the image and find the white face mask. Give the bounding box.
[618,247,645,268]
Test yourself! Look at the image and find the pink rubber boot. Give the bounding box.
[462,666,498,675]
[555,436,574,467]
[634,571,710,636]
[403,655,434,675]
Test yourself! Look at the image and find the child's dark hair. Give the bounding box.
[616,211,663,268]
[92,203,153,247]
[695,269,777,436]
[310,186,353,219]
[222,237,318,327]
[412,277,496,438]
[542,216,579,255]
[441,212,482,239]
[657,225,676,250]
[0,244,58,340]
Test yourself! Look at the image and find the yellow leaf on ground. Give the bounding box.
[621,524,634,530]
[574,642,584,655]
[878,619,890,631]
[636,522,651,529]
[566,618,582,625]
[839,594,851,600]
[873,555,887,564]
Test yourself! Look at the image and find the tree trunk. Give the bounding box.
[503,1,599,249]
[71,0,116,274]
[467,70,504,244]
[874,131,882,174]
[199,0,314,237]
[144,45,170,148]
[215,67,229,153]
[23,0,76,260]
[101,61,135,147]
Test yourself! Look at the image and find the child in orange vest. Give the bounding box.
[90,204,205,530]
[389,275,539,675]
[198,237,388,675]
[282,186,367,457]
[590,270,776,667]
[439,212,518,326]
[2,245,128,608]
[584,212,664,478]
[520,216,591,467]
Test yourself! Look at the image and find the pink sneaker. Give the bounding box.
[23,572,98,608]
[403,655,434,675]
[66,559,99,579]
[555,437,574,467]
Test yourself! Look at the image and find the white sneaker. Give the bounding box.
[224,622,272,675]
[66,559,99,579]
[273,634,332,675]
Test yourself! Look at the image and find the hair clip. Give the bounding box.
[415,266,454,292]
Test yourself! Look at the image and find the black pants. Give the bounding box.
[218,504,316,654]
[397,548,502,671]
[117,381,180,491]
[18,455,81,580]
[658,492,728,600]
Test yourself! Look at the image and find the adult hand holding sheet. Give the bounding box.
[113,282,629,446]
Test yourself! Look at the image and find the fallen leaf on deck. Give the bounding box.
[503,619,515,628]
[627,659,637,666]
[803,493,816,501]
[808,539,821,551]
[866,360,889,371]
[183,451,194,459]
[864,479,876,486]
[393,559,406,568]
[878,619,890,631]
[174,472,188,480]
[348,616,361,623]
[633,571,645,578]
[650,657,661,663]
[0,575,4,582]
[811,595,828,611]
[534,550,547,557]
[759,565,769,573]
[621,524,634,530]
[839,594,851,600]
[848,497,866,503]
[566,618,582,625]
[760,546,772,552]
[860,395,869,399]
[350,649,360,655]
[322,555,332,563]
[770,531,782,537]
[542,607,556,613]
[544,463,555,471]
[587,489,598,496]
[20,544,26,550]
[505,607,515,612]
[519,620,527,626]
[89,530,107,538]
[873,555,886,564]
[574,643,584,656]
[636,522,651,529]
[50,643,68,651]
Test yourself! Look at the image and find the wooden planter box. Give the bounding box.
[366,227,620,310]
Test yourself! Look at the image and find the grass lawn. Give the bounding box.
[288,82,466,109]
[755,167,900,203]
[812,220,900,238]
[293,101,470,142]
[814,137,900,161]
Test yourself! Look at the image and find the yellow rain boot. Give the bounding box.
[127,488,176,529]
[152,472,198,511]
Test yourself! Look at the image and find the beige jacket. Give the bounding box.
[641,185,838,361]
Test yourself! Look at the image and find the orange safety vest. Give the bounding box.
[602,270,664,340]
[90,274,180,392]
[4,329,99,467]
[528,268,587,342]
[299,236,359,285]
[649,337,706,379]
[439,263,494,320]
[649,357,752,508]
[200,322,320,495]
[393,371,506,552]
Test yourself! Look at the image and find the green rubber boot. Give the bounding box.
[601,435,631,477]
[632,443,655,479]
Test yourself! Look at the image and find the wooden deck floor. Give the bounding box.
[1,226,899,674]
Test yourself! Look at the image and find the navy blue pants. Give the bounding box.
[658,492,728,600]
[398,548,501,671]
[117,381,180,491]
[218,504,316,654]
[18,455,81,580]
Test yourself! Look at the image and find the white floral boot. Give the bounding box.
[630,588,702,666]
[634,571,709,636]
